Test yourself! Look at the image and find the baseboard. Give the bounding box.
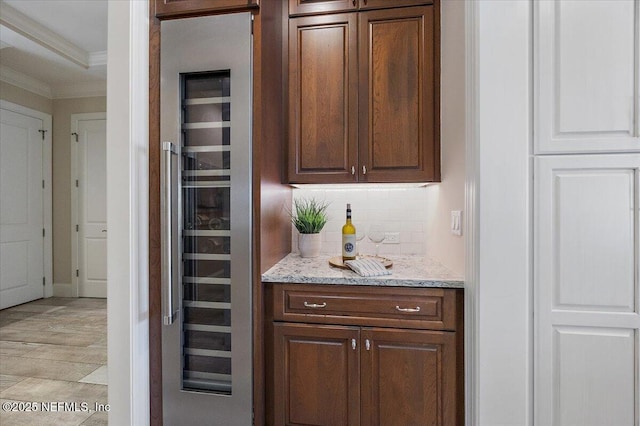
[53,282,73,297]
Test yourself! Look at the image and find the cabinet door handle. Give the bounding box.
[352,0,356,5]
[362,165,367,175]
[365,339,370,351]
[351,166,355,175]
[395,305,421,313]
[303,301,327,308]
[352,338,356,350]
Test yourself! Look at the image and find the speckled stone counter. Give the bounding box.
[262,253,464,288]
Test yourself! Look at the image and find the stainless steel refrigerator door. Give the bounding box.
[161,13,253,426]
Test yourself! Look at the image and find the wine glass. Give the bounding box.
[355,230,366,258]
[367,224,385,257]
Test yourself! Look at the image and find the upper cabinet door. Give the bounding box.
[288,13,359,183]
[358,5,439,182]
[155,0,258,18]
[535,0,640,154]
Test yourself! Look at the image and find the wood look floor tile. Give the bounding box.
[0,341,42,358]
[0,375,25,392]
[78,366,107,386]
[0,329,101,347]
[0,356,102,382]
[0,378,108,404]
[80,411,108,425]
[20,344,106,365]
[3,305,66,314]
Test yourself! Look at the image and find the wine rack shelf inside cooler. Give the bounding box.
[181,70,233,394]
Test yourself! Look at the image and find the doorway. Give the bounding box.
[0,101,52,309]
[71,113,107,298]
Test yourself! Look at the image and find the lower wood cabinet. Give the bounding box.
[265,283,463,425]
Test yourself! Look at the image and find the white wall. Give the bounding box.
[470,1,532,424]
[106,1,149,425]
[0,81,53,114]
[424,0,466,275]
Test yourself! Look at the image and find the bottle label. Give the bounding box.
[342,234,356,258]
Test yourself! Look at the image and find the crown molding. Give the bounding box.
[0,1,90,68]
[0,64,52,98]
[89,50,108,67]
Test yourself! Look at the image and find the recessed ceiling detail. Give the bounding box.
[0,0,107,99]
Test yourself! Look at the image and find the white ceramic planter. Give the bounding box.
[298,233,321,258]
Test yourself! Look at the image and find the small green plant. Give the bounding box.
[289,198,329,234]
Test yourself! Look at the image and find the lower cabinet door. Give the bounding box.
[273,323,361,426]
[361,328,457,426]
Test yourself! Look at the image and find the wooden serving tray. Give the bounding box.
[328,255,393,270]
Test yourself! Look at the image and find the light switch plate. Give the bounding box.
[451,211,462,236]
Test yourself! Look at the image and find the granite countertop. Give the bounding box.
[261,253,464,288]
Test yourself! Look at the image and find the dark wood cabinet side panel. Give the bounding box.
[255,2,291,423]
[288,14,359,183]
[273,323,360,426]
[148,6,163,426]
[155,0,258,19]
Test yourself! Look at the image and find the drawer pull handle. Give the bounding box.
[303,301,327,308]
[395,305,421,313]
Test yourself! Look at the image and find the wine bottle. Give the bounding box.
[342,203,356,261]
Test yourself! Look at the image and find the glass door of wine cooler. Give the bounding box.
[161,13,252,426]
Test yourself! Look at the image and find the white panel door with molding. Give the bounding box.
[535,0,640,153]
[73,114,107,298]
[0,108,44,308]
[535,154,640,426]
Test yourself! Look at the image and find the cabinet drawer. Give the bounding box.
[270,284,460,330]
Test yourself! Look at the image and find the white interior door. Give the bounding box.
[75,114,107,298]
[0,108,44,308]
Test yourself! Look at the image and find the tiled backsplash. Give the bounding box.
[292,186,429,256]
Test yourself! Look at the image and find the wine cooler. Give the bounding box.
[161,13,253,425]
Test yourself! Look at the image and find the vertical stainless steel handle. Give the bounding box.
[352,338,356,350]
[362,165,367,175]
[365,339,371,351]
[162,141,178,325]
[351,166,355,175]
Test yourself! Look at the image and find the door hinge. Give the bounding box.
[42,180,45,189]
[76,224,79,232]
[38,129,47,140]
[71,132,79,142]
[76,269,79,277]
[251,14,254,35]
[42,228,45,237]
[42,277,45,286]
[75,179,79,188]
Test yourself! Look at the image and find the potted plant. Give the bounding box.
[289,198,329,258]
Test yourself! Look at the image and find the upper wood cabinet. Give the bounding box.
[289,0,431,16]
[154,0,258,19]
[287,4,440,183]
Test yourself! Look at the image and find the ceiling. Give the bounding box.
[0,0,108,99]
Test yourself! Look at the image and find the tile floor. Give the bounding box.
[0,297,107,426]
